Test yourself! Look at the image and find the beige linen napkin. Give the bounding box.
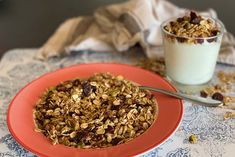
[37,0,235,65]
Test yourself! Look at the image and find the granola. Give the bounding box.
[33,73,157,148]
[163,11,221,44]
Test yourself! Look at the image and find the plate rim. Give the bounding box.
[7,63,183,157]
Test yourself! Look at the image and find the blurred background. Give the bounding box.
[0,0,233,58]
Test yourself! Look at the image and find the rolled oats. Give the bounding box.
[34,73,157,148]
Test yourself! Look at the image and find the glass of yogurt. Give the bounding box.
[161,11,224,85]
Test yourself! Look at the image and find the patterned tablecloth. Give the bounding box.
[0,49,235,157]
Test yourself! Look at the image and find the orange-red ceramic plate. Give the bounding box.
[7,63,183,157]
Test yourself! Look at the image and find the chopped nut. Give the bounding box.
[113,99,121,106]
[81,123,88,129]
[107,134,112,143]
[96,127,105,135]
[69,131,77,138]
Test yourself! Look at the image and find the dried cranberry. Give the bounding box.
[117,94,126,101]
[76,131,89,140]
[72,79,81,86]
[207,38,216,43]
[103,115,108,122]
[81,82,92,97]
[111,105,120,110]
[177,18,184,23]
[68,112,74,116]
[44,114,53,119]
[200,91,208,98]
[190,11,201,24]
[109,116,116,121]
[96,135,103,141]
[176,37,187,43]
[212,92,224,101]
[191,17,201,24]
[146,93,154,99]
[56,84,66,91]
[91,85,97,92]
[106,126,115,133]
[211,30,219,36]
[197,39,204,44]
[111,138,122,145]
[170,21,175,26]
[125,108,131,112]
[133,99,142,107]
[102,101,109,106]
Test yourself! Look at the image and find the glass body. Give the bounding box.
[161,17,224,85]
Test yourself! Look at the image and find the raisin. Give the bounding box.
[106,126,115,133]
[212,92,224,101]
[200,91,208,98]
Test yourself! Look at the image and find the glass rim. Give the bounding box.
[160,15,225,40]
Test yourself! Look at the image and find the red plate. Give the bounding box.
[7,63,183,157]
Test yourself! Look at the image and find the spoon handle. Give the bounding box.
[139,86,222,107]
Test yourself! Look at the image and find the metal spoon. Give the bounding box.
[139,86,223,107]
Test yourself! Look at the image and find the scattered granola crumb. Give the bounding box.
[189,134,198,144]
[200,71,235,108]
[135,59,165,76]
[223,112,235,120]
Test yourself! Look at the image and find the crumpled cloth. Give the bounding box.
[37,0,235,65]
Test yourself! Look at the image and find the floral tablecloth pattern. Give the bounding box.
[0,49,234,157]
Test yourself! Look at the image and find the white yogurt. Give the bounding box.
[164,38,222,85]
